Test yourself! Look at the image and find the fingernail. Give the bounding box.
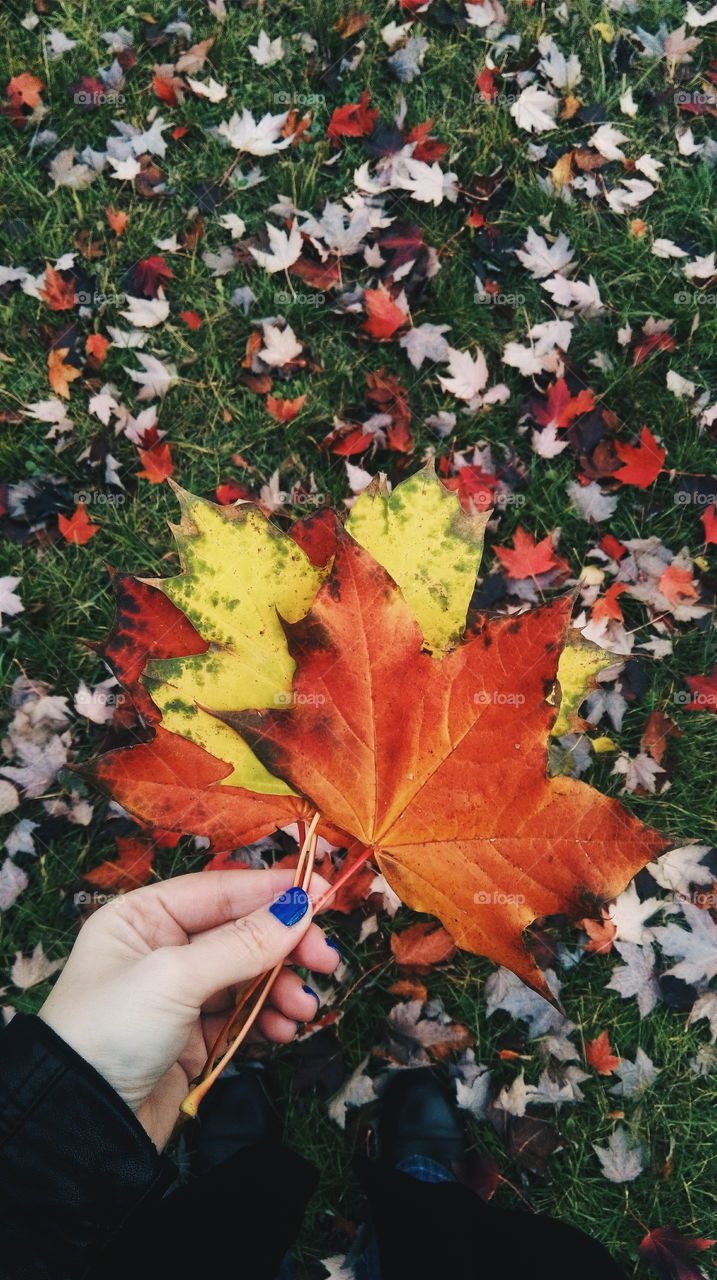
[325,937,341,958]
[269,886,310,927]
[302,984,320,1007]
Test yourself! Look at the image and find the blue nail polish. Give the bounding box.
[302,984,320,1006]
[325,937,341,958]
[269,886,310,927]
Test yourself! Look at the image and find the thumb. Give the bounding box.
[168,886,313,1005]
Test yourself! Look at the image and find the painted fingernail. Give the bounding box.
[325,937,341,958]
[269,886,310,927]
[302,984,320,1007]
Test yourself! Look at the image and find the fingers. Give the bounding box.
[289,922,342,974]
[200,972,320,1051]
[164,884,323,1006]
[121,868,333,941]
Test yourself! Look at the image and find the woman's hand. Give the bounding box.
[39,869,339,1149]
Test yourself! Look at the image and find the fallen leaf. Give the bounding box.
[391,920,457,971]
[58,503,100,545]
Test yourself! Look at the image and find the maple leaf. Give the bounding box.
[684,666,717,712]
[215,528,667,993]
[250,221,302,274]
[266,394,306,422]
[41,264,76,311]
[614,426,666,488]
[593,1126,644,1183]
[700,503,717,545]
[83,836,155,890]
[85,333,110,364]
[327,90,378,144]
[106,207,129,236]
[391,921,457,971]
[136,440,174,483]
[639,1225,715,1280]
[495,528,561,578]
[58,503,100,545]
[11,942,64,990]
[179,310,202,330]
[48,347,82,399]
[130,255,174,298]
[585,1029,620,1074]
[361,287,408,339]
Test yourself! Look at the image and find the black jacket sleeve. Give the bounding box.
[0,1013,176,1280]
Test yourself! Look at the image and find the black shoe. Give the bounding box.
[188,1065,282,1177]
[376,1067,467,1171]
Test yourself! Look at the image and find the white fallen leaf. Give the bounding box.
[11,943,65,989]
[593,1126,644,1182]
[653,902,717,984]
[107,154,141,181]
[123,353,177,399]
[248,30,285,66]
[485,967,566,1038]
[49,148,98,190]
[249,221,302,273]
[399,323,451,369]
[567,479,618,522]
[515,228,575,279]
[510,84,560,134]
[651,238,687,259]
[608,881,667,944]
[257,321,303,367]
[0,858,28,911]
[0,577,23,628]
[119,291,170,328]
[589,123,629,160]
[648,844,713,896]
[217,108,293,155]
[606,940,660,1018]
[186,75,228,103]
[606,179,655,214]
[0,781,19,818]
[327,1057,378,1128]
[688,991,717,1041]
[609,1048,659,1098]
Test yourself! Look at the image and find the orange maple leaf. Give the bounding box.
[658,564,699,606]
[136,441,174,483]
[495,528,561,579]
[614,426,666,489]
[83,836,155,890]
[391,921,457,972]
[266,394,307,422]
[48,347,82,398]
[58,503,100,545]
[215,531,668,994]
[85,333,110,364]
[41,264,76,311]
[361,287,408,340]
[585,1030,620,1074]
[106,206,129,236]
[7,72,44,109]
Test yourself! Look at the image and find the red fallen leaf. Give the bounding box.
[442,465,497,514]
[580,913,617,954]
[591,582,628,624]
[639,1224,715,1280]
[203,851,250,871]
[58,503,100,545]
[532,379,596,429]
[84,836,155,890]
[68,76,106,109]
[658,564,699,607]
[152,67,185,107]
[95,572,208,722]
[328,844,376,913]
[172,125,189,140]
[456,1151,501,1202]
[600,533,627,561]
[701,503,717,545]
[684,666,717,713]
[136,441,174,484]
[614,426,666,488]
[82,726,312,851]
[641,710,683,766]
[132,255,173,298]
[48,347,82,398]
[7,72,44,108]
[41,264,76,311]
[266,394,307,422]
[326,89,378,144]
[466,210,485,229]
[288,508,340,568]
[85,333,110,364]
[475,68,497,103]
[321,421,378,456]
[585,1030,620,1074]
[290,253,342,290]
[400,0,430,10]
[361,287,408,340]
[215,481,254,505]
[391,921,457,971]
[140,825,183,849]
[632,332,676,366]
[179,310,202,330]
[404,119,447,162]
[106,206,128,236]
[365,369,412,453]
[495,528,561,578]
[389,977,428,1001]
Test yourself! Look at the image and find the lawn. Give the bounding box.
[1,0,717,1275]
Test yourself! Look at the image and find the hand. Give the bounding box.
[39,869,339,1149]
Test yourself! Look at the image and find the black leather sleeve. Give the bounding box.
[0,1013,176,1280]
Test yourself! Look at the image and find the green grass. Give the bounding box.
[1,0,717,1273]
